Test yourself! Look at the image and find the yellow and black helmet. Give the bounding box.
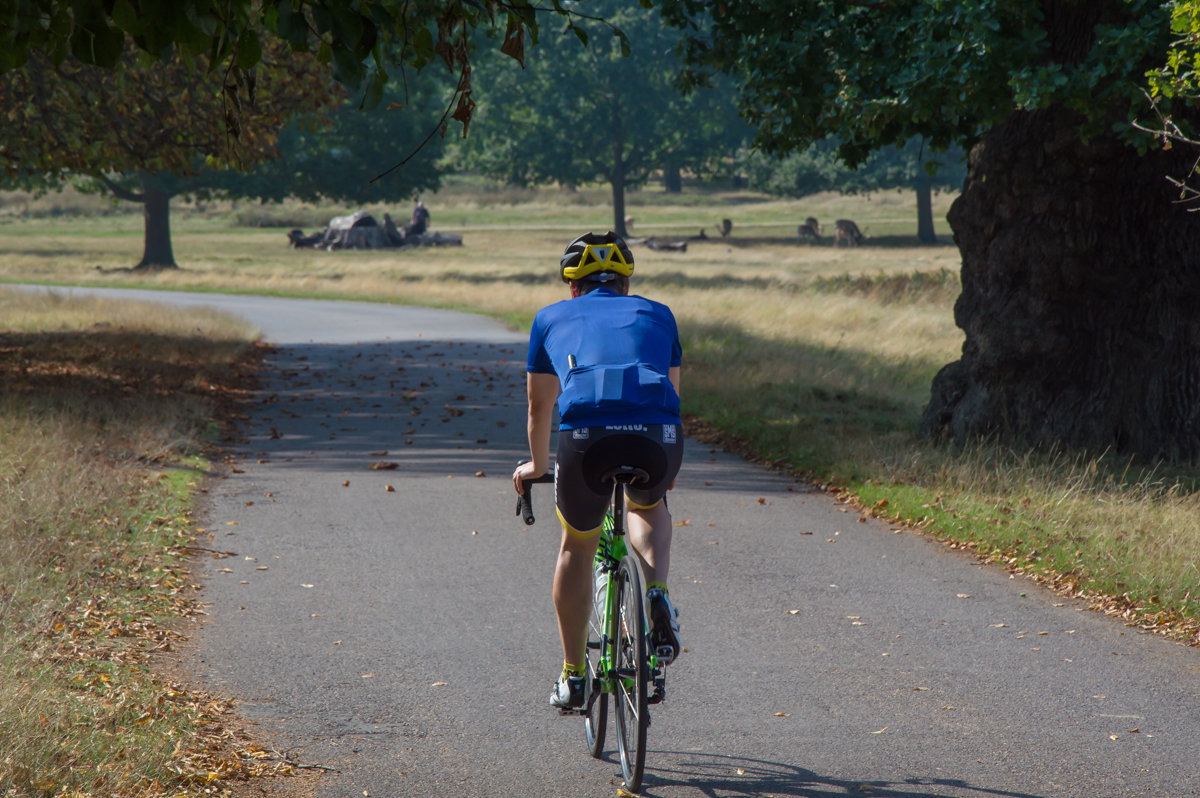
[560,231,635,284]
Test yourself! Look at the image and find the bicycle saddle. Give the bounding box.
[601,465,650,486]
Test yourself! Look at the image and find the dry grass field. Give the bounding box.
[2,184,1197,643]
[0,290,271,797]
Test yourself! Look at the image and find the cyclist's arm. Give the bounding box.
[525,371,560,478]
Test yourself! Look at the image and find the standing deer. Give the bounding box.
[797,217,821,242]
[834,219,866,247]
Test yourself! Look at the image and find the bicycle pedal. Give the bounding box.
[557,707,587,717]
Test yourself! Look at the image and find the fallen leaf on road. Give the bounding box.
[757,498,765,505]
[957,593,972,598]
[245,501,254,507]
[1037,631,1048,636]
[736,769,746,775]
[265,492,273,497]
[301,584,313,588]
[255,566,268,571]
[476,438,488,444]
[1094,695,1106,699]
[431,681,447,687]
[1066,629,1076,633]
[941,705,955,710]
[231,467,244,474]
[218,568,233,573]
[847,616,861,619]
[361,674,375,679]
[370,450,389,456]
[1129,728,1140,733]
[773,712,790,717]
[257,459,269,464]
[673,519,690,526]
[913,687,929,691]
[369,462,399,470]
[827,538,835,542]
[799,531,812,535]
[447,475,453,479]
[405,439,413,445]
[1030,647,1040,651]
[386,485,395,492]
[989,623,1007,628]
[705,481,713,486]
[476,471,486,477]
[708,523,716,527]
[852,621,866,626]
[1110,734,1119,740]
[472,531,477,535]
[874,498,889,508]
[342,480,350,487]
[708,541,718,545]
[785,610,800,615]
[871,727,887,734]
[227,521,238,526]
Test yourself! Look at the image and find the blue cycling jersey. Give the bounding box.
[527,288,682,430]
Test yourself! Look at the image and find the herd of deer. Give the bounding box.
[798,217,865,246]
[622,215,866,247]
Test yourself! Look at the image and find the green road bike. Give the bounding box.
[518,464,666,793]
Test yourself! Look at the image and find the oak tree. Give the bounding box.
[0,38,339,268]
[661,0,1200,461]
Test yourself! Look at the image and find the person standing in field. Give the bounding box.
[408,200,430,237]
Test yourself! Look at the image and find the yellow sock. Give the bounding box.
[647,581,668,595]
[562,661,584,680]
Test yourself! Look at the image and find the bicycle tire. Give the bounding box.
[613,553,649,791]
[585,569,608,757]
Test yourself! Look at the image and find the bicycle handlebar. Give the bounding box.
[516,460,555,525]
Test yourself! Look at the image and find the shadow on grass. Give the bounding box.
[0,328,249,446]
[696,234,957,248]
[677,320,944,475]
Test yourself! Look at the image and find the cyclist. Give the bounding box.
[512,231,683,712]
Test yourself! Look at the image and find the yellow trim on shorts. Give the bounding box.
[625,494,662,511]
[557,506,603,539]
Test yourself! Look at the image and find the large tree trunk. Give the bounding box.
[135,172,177,270]
[918,105,1200,461]
[612,142,627,238]
[915,177,936,244]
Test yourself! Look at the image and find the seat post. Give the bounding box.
[611,481,625,537]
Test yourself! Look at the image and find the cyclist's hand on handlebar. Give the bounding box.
[512,460,545,495]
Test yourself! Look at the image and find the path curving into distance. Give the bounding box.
[13,284,1200,797]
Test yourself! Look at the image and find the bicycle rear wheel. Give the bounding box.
[585,564,608,757]
[613,554,649,791]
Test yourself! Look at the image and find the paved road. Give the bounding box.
[19,286,1200,797]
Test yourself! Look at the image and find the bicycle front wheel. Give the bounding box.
[613,553,649,791]
[585,564,608,757]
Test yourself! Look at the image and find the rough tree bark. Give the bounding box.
[918,105,1200,460]
[915,177,936,244]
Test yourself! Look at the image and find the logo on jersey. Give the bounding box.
[663,424,677,444]
[572,427,590,439]
[605,424,646,431]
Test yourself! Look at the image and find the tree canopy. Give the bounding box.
[658,1,1174,163]
[460,0,749,236]
[0,36,339,267]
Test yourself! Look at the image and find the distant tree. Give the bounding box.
[214,81,450,207]
[459,1,748,236]
[743,139,966,242]
[0,38,339,269]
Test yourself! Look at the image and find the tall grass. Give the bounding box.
[0,289,259,797]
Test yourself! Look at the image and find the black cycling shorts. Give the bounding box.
[554,423,684,536]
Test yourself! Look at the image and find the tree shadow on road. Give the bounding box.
[638,752,1048,798]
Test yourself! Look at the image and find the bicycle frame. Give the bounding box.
[590,483,662,706]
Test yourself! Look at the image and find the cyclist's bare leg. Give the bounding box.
[554,525,602,669]
[627,500,672,585]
